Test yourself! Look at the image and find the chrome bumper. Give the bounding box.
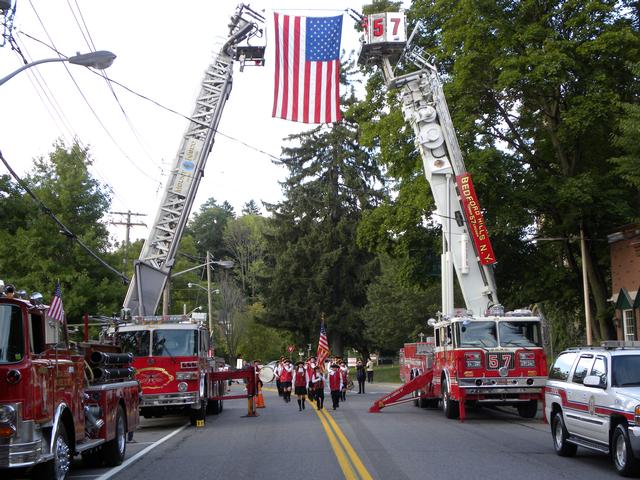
[140,392,198,407]
[457,376,546,397]
[0,404,48,469]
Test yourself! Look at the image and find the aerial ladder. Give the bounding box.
[359,12,546,418]
[123,4,266,316]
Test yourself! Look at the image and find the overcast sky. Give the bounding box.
[0,0,366,244]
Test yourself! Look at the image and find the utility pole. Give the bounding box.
[110,211,146,273]
[207,251,214,333]
[580,226,593,346]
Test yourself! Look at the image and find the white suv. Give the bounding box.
[545,343,640,476]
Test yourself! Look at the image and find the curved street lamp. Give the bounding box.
[0,50,117,86]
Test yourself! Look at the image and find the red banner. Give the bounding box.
[455,173,496,265]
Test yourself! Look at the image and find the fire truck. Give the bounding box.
[0,288,139,479]
[361,12,547,420]
[116,4,265,423]
[116,315,227,426]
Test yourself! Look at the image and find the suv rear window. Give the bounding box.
[549,352,578,381]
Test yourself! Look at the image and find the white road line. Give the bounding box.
[94,423,189,480]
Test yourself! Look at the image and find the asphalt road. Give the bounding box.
[58,383,623,480]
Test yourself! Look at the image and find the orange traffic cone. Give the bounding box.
[256,385,265,408]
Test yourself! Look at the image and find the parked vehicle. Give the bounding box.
[0,289,139,479]
[545,342,640,476]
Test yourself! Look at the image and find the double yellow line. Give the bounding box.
[312,403,373,480]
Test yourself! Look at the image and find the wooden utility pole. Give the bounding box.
[109,211,146,272]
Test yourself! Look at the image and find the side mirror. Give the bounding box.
[584,375,606,388]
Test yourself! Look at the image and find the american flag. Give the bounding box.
[272,13,343,124]
[48,282,65,322]
[316,323,330,371]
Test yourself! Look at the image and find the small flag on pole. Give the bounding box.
[272,13,343,124]
[316,322,330,371]
[48,282,65,322]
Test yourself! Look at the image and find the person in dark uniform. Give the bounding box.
[310,366,325,410]
[292,361,309,411]
[356,359,366,394]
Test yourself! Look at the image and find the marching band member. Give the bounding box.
[339,361,349,401]
[292,361,309,411]
[274,357,284,397]
[328,363,343,410]
[310,366,325,410]
[306,357,317,401]
[280,359,293,402]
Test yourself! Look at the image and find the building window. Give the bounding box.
[623,309,635,341]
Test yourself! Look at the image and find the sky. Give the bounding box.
[0,0,366,245]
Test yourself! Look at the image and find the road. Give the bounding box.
[62,383,620,480]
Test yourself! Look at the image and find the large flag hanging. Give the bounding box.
[272,13,343,124]
[48,282,65,322]
[316,322,330,371]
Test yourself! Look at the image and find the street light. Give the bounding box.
[0,50,117,87]
[187,283,219,295]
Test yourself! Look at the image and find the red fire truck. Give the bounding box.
[361,12,547,421]
[116,315,227,426]
[0,290,139,479]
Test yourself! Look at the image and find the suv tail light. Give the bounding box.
[519,352,536,368]
[465,352,482,369]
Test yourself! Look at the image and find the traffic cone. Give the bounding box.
[256,385,265,408]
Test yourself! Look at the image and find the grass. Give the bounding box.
[349,364,400,384]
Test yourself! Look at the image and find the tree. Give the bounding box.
[223,214,267,298]
[187,197,235,260]
[217,269,246,363]
[260,61,385,356]
[0,141,124,318]
[242,200,261,215]
[358,0,640,346]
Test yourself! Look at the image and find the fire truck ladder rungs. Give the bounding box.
[369,370,433,413]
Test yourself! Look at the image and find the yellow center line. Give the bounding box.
[263,387,374,480]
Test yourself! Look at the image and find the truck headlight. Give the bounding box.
[177,382,188,392]
[519,352,536,368]
[0,405,16,424]
[465,352,482,369]
[176,371,198,380]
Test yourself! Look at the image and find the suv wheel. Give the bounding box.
[552,411,577,457]
[613,424,640,476]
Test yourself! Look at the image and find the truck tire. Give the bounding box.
[551,411,577,457]
[103,405,127,467]
[207,399,220,415]
[613,424,640,476]
[32,423,71,480]
[517,400,538,419]
[190,400,206,426]
[441,383,459,419]
[81,448,102,468]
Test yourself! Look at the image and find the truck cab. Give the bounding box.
[117,316,224,425]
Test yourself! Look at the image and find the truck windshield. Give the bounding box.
[498,321,542,347]
[0,304,24,364]
[457,321,498,348]
[119,330,150,357]
[152,330,197,357]
[612,355,640,387]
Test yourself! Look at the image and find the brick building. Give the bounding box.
[608,224,640,341]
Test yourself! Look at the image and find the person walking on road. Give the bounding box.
[366,358,374,383]
[280,359,293,403]
[292,361,309,411]
[274,357,285,397]
[329,363,343,410]
[306,357,316,402]
[356,360,366,394]
[310,366,325,410]
[339,361,349,401]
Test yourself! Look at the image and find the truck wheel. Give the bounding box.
[103,405,127,467]
[613,424,640,476]
[441,384,459,419]
[551,411,577,457]
[207,399,220,415]
[517,400,538,419]
[32,424,71,480]
[81,448,102,468]
[190,400,206,426]
[419,397,429,408]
